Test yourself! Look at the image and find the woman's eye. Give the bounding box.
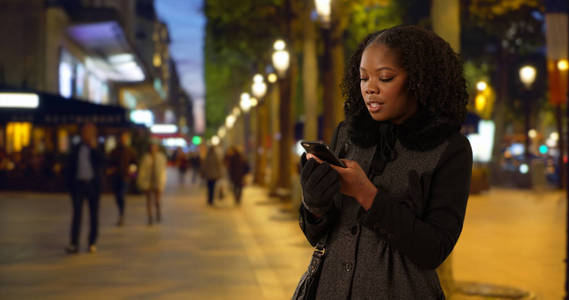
[380,77,394,82]
[360,78,368,81]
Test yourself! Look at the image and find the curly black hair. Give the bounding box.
[341,25,468,147]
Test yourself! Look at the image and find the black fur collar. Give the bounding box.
[346,109,460,151]
[352,110,460,176]
[396,110,460,151]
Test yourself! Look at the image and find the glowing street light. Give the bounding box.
[252,74,267,99]
[314,0,331,26]
[558,59,569,71]
[232,107,241,117]
[225,115,237,129]
[240,92,252,112]
[272,40,290,77]
[519,65,537,89]
[267,73,278,83]
[528,129,537,139]
[519,64,537,163]
[476,81,488,92]
[250,97,258,108]
[211,136,220,146]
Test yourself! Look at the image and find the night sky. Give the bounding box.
[155,0,205,133]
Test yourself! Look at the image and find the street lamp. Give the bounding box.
[519,64,537,165]
[232,107,241,117]
[271,38,293,193]
[314,0,331,27]
[218,127,226,138]
[211,135,220,146]
[225,114,237,129]
[240,92,252,113]
[272,40,290,77]
[476,80,488,92]
[519,65,537,89]
[267,73,278,83]
[558,59,568,71]
[252,74,267,99]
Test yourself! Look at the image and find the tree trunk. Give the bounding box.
[254,98,269,186]
[302,0,318,141]
[321,28,334,143]
[269,85,281,194]
[431,0,461,297]
[331,0,347,140]
[491,47,510,185]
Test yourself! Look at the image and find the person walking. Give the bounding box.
[137,142,167,225]
[201,145,222,206]
[107,131,136,226]
[64,123,105,254]
[223,146,249,206]
[189,151,202,184]
[296,25,473,299]
[174,147,189,185]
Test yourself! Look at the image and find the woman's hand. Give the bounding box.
[307,154,378,210]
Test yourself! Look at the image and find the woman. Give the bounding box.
[299,25,472,299]
[137,142,167,225]
[201,145,223,206]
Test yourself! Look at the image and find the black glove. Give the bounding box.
[300,158,340,216]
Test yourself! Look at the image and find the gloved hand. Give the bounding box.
[300,158,340,216]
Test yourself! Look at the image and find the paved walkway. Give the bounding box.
[0,168,565,299]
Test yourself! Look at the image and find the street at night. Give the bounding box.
[2,0,569,299]
[0,169,565,299]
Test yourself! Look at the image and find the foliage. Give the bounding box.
[464,0,545,56]
[343,0,403,60]
[203,0,286,137]
[462,0,547,119]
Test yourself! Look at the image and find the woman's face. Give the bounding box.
[359,43,417,124]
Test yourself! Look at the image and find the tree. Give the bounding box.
[462,0,546,180]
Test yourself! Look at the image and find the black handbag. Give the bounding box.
[292,237,327,300]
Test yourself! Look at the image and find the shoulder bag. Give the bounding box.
[292,235,327,300]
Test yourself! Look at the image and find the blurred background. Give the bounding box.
[0,0,568,299]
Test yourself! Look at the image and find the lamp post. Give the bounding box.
[314,0,335,142]
[314,0,331,26]
[239,92,252,158]
[519,65,537,163]
[252,74,268,185]
[272,39,292,192]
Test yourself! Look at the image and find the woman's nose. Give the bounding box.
[365,85,379,95]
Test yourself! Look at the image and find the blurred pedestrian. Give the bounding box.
[201,145,222,206]
[295,25,472,299]
[223,146,249,206]
[137,142,167,225]
[174,147,189,185]
[107,131,136,226]
[189,151,202,184]
[64,123,104,254]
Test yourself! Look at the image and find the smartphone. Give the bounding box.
[301,141,346,168]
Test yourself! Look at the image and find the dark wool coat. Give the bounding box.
[299,120,472,300]
[66,142,105,195]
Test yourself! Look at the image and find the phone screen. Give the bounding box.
[301,141,346,168]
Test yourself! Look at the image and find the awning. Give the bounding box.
[65,7,147,83]
[0,89,129,126]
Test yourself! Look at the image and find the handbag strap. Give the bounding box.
[314,233,328,254]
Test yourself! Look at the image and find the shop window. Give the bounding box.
[6,122,32,153]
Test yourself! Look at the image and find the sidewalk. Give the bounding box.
[0,169,565,299]
[451,188,565,299]
[0,169,312,300]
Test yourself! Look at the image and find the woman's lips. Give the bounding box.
[366,101,383,113]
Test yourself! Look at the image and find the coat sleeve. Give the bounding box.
[298,122,344,246]
[360,133,473,269]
